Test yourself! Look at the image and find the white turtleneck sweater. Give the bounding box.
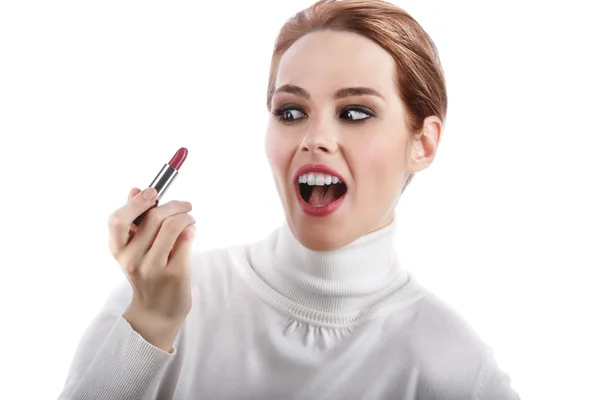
[58,219,520,399]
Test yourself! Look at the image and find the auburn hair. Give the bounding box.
[267,0,447,131]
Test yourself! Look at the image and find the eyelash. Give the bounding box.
[272,104,375,124]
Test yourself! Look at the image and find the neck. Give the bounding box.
[249,215,409,315]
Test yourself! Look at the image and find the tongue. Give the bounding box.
[308,185,338,206]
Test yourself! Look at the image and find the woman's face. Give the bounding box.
[265,30,440,251]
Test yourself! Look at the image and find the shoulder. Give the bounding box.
[189,242,249,281]
[414,289,486,353]
[188,242,254,303]
[400,284,491,396]
[384,280,487,357]
[188,227,277,290]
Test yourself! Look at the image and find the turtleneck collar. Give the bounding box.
[246,215,410,319]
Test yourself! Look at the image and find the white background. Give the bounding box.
[1,1,599,398]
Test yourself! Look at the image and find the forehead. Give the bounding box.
[276,30,397,96]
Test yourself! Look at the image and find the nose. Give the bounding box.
[300,120,339,155]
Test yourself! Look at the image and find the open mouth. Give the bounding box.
[298,180,348,207]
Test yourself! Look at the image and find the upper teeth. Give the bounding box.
[298,173,342,186]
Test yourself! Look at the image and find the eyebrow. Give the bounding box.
[273,84,386,101]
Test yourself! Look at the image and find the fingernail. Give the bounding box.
[190,214,196,223]
[143,187,156,200]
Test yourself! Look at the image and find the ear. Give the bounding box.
[406,115,443,174]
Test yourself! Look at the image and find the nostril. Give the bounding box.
[301,141,334,153]
[302,147,329,153]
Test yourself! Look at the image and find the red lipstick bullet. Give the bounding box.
[168,147,188,171]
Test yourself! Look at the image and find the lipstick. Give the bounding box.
[132,147,188,227]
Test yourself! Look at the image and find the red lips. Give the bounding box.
[293,164,347,217]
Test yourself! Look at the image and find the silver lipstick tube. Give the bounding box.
[132,163,179,227]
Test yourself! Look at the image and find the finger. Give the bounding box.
[145,213,196,267]
[168,225,196,268]
[127,200,193,255]
[108,187,158,256]
[127,188,142,236]
[128,187,141,201]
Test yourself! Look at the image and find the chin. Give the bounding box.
[298,232,346,252]
[288,214,355,251]
[300,235,343,251]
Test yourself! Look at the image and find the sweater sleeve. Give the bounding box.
[474,347,521,400]
[57,280,177,400]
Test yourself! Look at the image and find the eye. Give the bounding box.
[340,106,374,122]
[273,105,307,123]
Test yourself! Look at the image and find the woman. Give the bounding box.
[59,1,520,399]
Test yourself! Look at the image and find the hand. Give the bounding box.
[107,187,196,351]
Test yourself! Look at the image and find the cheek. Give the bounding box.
[265,125,291,181]
[265,126,279,169]
[353,134,406,197]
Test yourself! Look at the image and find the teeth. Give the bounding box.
[298,172,343,186]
